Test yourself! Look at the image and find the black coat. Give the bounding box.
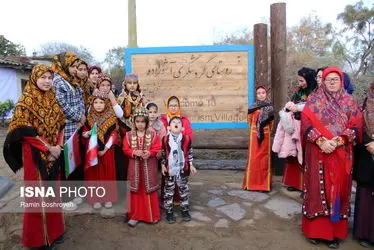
[354,133,374,188]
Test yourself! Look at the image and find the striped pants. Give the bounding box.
[164,175,189,212]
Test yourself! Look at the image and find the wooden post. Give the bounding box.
[271,2,287,176]
[271,3,287,120]
[128,0,138,48]
[254,23,269,89]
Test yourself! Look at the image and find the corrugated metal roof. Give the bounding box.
[0,58,33,69]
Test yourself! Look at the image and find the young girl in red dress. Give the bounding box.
[122,107,161,227]
[242,86,274,192]
[83,90,118,210]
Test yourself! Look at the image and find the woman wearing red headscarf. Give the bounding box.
[242,86,274,192]
[301,66,362,248]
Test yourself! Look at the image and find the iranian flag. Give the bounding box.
[64,129,81,177]
[85,123,98,170]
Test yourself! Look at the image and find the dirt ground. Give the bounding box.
[0,128,363,250]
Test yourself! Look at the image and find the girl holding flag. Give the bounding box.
[83,89,118,210]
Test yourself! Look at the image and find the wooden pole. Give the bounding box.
[128,0,138,48]
[254,23,269,89]
[271,2,287,176]
[271,2,287,121]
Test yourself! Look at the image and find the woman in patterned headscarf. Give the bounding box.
[242,86,274,192]
[75,59,92,111]
[52,52,85,142]
[3,65,65,249]
[52,52,86,210]
[83,90,118,209]
[301,66,362,248]
[353,81,374,248]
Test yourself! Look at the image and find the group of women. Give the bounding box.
[3,52,194,249]
[243,65,373,249]
[2,49,373,249]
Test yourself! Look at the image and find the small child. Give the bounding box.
[83,91,118,209]
[93,73,123,119]
[122,107,161,227]
[161,116,197,223]
[146,103,167,140]
[117,74,149,131]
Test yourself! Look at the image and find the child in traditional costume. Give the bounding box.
[4,65,65,249]
[93,73,124,119]
[122,107,161,227]
[117,74,148,131]
[83,91,118,210]
[242,86,274,192]
[161,116,197,223]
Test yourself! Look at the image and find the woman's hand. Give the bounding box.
[47,154,57,162]
[365,141,374,155]
[48,145,62,159]
[284,102,298,112]
[320,140,337,154]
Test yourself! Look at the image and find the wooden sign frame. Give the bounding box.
[125,45,254,129]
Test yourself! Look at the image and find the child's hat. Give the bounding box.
[133,106,149,117]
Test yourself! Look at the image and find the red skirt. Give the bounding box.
[22,143,64,248]
[128,164,160,223]
[302,216,348,240]
[84,148,117,204]
[282,158,303,190]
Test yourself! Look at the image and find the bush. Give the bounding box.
[0,100,15,127]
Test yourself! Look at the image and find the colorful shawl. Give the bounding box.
[87,92,118,150]
[248,86,274,144]
[51,52,79,86]
[4,65,65,179]
[303,66,362,222]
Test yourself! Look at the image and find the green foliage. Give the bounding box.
[39,42,95,64]
[336,1,374,77]
[0,100,15,126]
[0,35,26,57]
[105,46,125,68]
[104,46,126,88]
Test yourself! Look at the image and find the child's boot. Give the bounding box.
[181,207,191,222]
[166,210,176,224]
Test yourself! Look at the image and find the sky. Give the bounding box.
[0,0,371,62]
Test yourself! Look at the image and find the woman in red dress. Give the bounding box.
[242,86,274,192]
[122,107,161,227]
[282,67,317,192]
[3,65,66,249]
[301,66,362,248]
